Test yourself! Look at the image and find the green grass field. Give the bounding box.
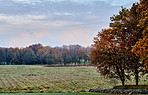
[0,65,147,94]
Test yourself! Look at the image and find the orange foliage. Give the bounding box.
[91,2,147,86]
[132,0,148,73]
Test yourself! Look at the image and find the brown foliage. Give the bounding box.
[91,1,147,86]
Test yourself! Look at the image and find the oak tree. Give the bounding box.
[132,0,148,74]
[91,2,145,86]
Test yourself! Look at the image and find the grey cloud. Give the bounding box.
[0,0,137,47]
[0,0,120,26]
[0,0,119,15]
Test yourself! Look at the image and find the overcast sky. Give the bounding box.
[0,0,139,48]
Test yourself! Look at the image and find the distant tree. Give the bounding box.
[21,48,36,65]
[44,48,59,64]
[69,49,78,65]
[69,45,83,50]
[0,48,6,65]
[28,44,43,63]
[76,49,88,65]
[9,48,20,65]
[29,44,43,54]
[61,48,71,65]
[0,44,91,65]
[37,46,49,64]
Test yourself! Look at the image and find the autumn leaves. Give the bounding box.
[91,0,148,86]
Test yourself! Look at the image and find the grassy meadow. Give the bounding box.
[0,65,147,94]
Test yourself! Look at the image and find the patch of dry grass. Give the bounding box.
[0,65,147,93]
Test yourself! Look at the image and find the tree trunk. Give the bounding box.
[135,65,139,86]
[115,64,125,86]
[121,79,125,86]
[121,70,125,86]
[120,69,125,86]
[135,72,139,86]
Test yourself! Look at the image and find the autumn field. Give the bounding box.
[0,65,147,94]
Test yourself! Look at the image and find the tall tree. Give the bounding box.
[91,29,130,86]
[91,3,145,86]
[132,0,148,74]
[110,5,143,86]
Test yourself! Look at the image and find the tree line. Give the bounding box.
[0,44,90,65]
[91,0,148,86]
